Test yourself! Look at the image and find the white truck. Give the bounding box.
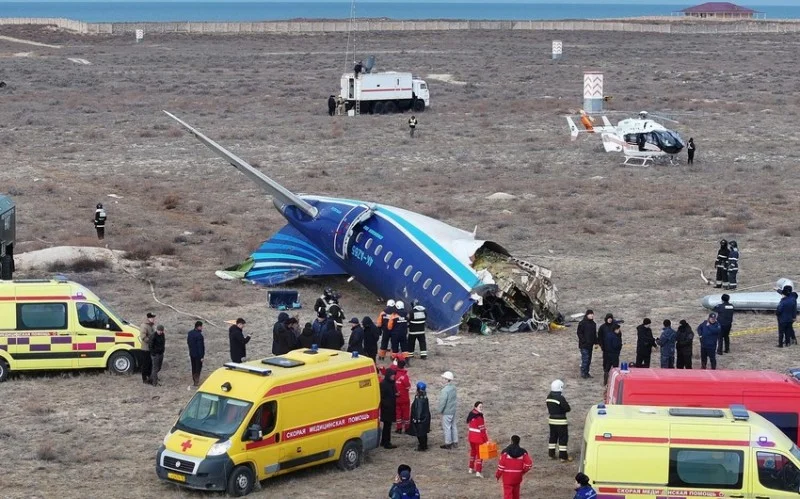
[340,71,430,114]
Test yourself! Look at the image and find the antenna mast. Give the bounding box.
[344,0,357,72]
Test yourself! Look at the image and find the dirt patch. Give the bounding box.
[0,25,798,499]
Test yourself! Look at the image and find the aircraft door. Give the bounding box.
[333,204,374,260]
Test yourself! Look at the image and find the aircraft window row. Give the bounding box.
[442,292,452,304]
[453,300,464,311]
[365,238,373,250]
[394,258,403,270]
[355,232,363,243]
[404,265,413,277]
[423,278,432,290]
[374,244,383,256]
[432,284,441,297]
[413,271,422,283]
[384,251,393,264]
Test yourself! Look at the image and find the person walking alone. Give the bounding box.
[576,309,597,379]
[410,381,431,451]
[228,318,250,363]
[714,294,734,354]
[139,312,156,384]
[687,137,696,165]
[495,435,533,499]
[438,371,458,449]
[94,203,107,240]
[546,379,573,462]
[408,115,418,138]
[467,401,489,478]
[150,325,166,387]
[675,319,694,369]
[187,321,205,387]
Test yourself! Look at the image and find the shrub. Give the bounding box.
[124,244,152,261]
[36,443,58,462]
[162,193,180,210]
[47,257,109,273]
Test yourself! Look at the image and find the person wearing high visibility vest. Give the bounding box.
[467,401,489,478]
[406,300,428,359]
[377,300,397,361]
[408,115,418,138]
[546,379,573,462]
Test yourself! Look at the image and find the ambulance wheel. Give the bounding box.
[373,101,385,114]
[413,100,425,112]
[384,101,397,114]
[0,359,8,382]
[108,351,134,375]
[227,465,255,497]
[338,439,362,471]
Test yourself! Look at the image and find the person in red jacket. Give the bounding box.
[394,359,412,433]
[467,401,489,478]
[495,435,533,499]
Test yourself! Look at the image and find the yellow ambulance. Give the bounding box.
[581,403,800,498]
[156,348,380,496]
[0,276,141,381]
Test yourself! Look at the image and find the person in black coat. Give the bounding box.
[320,317,345,350]
[576,309,597,379]
[187,321,205,387]
[346,317,365,354]
[676,319,694,369]
[272,312,289,355]
[275,317,299,355]
[603,323,622,385]
[635,318,657,368]
[362,316,381,362]
[327,95,336,116]
[299,322,316,349]
[410,381,431,451]
[228,318,250,363]
[380,368,398,449]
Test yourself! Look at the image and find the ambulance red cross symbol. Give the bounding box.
[181,439,192,452]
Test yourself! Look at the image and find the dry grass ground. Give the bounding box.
[1,24,799,499]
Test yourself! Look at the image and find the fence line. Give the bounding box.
[2,17,800,35]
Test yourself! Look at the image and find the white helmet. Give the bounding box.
[395,301,405,310]
[387,299,396,307]
[441,371,454,381]
[551,379,564,392]
[776,278,795,292]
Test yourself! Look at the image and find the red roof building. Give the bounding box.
[680,2,760,19]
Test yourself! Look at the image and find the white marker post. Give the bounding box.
[135,29,144,43]
[583,71,603,113]
[552,40,562,60]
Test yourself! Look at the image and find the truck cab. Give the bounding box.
[412,77,430,108]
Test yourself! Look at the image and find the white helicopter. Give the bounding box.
[568,111,687,166]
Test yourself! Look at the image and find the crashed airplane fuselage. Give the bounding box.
[165,111,558,334]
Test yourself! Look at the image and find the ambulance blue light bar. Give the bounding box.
[730,404,749,421]
[223,362,272,376]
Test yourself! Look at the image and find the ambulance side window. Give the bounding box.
[17,303,67,330]
[668,448,743,489]
[248,401,277,436]
[77,302,120,331]
[756,451,800,492]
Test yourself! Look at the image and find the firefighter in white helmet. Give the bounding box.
[546,379,573,462]
[391,301,409,362]
[377,299,397,360]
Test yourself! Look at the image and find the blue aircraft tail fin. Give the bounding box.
[245,225,346,285]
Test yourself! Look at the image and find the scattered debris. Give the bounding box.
[68,58,92,65]
[426,73,467,85]
[107,194,123,199]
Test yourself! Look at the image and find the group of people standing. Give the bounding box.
[714,239,739,290]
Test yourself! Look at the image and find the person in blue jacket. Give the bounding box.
[574,472,597,499]
[657,319,677,369]
[777,285,799,348]
[187,320,205,386]
[697,313,721,370]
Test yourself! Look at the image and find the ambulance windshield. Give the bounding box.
[99,299,130,325]
[175,393,252,440]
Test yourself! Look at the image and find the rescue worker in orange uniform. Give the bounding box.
[495,435,533,499]
[394,359,412,434]
[377,299,397,360]
[467,401,489,478]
